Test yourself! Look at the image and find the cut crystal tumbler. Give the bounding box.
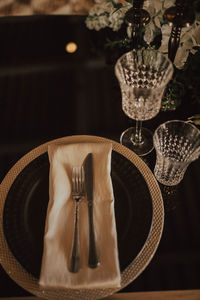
[153,120,200,186]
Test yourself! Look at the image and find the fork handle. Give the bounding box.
[69,201,81,273]
[88,204,99,268]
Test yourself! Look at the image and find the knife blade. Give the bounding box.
[83,153,100,268]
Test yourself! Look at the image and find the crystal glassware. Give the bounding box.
[115,49,174,156]
[153,120,200,186]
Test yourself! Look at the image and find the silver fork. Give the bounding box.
[69,166,85,273]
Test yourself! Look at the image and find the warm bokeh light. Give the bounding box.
[65,42,78,53]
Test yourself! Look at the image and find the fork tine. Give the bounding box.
[77,167,80,191]
[80,166,84,193]
[77,167,82,193]
[72,167,78,193]
[72,167,75,192]
[75,167,78,193]
[72,166,85,195]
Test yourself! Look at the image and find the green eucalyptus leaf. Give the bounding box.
[112,4,123,13]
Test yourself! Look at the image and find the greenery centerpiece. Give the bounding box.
[85,0,200,111]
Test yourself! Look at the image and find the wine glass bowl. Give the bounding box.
[115,49,174,156]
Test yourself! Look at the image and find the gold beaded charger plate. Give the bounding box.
[0,135,164,300]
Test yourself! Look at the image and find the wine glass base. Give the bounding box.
[120,127,154,157]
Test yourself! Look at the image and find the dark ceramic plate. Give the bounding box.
[3,151,153,278]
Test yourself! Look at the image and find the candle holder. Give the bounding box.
[164,0,195,62]
[125,0,150,49]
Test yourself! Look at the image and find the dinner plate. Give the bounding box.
[3,150,152,278]
[0,135,164,300]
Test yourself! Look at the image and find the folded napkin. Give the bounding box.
[39,142,121,289]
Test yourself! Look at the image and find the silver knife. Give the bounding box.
[83,153,100,268]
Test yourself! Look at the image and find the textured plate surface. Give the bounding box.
[0,135,164,300]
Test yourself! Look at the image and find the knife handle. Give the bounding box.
[88,204,100,268]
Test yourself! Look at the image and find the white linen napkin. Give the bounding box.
[39,142,121,289]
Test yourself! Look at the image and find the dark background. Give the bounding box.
[0,15,200,297]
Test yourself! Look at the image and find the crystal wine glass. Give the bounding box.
[115,49,174,156]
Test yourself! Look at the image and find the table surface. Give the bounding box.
[2,290,200,300]
[0,14,200,299]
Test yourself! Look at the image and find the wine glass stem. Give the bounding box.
[131,120,143,146]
